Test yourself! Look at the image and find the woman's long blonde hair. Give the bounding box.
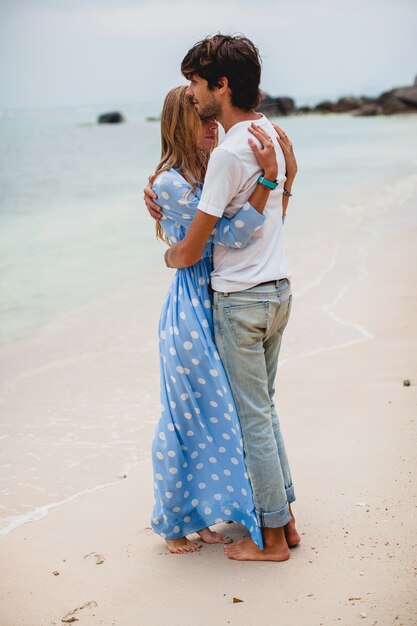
[155,86,209,244]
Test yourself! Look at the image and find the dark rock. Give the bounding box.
[256,79,417,117]
[332,96,364,112]
[353,103,383,116]
[98,111,125,124]
[314,100,335,112]
[392,86,417,108]
[378,93,411,114]
[314,97,365,113]
[376,86,417,114]
[359,96,377,103]
[258,94,295,116]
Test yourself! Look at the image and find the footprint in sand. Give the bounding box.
[83,552,105,565]
[62,600,98,623]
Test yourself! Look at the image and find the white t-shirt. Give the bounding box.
[198,114,291,292]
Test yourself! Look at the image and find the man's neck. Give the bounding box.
[218,106,262,133]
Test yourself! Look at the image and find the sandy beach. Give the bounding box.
[2,0,417,621]
[0,183,416,625]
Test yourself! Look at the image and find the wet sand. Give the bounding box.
[0,201,416,625]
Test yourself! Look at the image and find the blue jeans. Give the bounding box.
[213,279,295,528]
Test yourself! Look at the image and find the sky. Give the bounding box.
[0,0,416,110]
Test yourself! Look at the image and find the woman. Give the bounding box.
[149,86,281,554]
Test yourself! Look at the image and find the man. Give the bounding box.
[146,34,299,561]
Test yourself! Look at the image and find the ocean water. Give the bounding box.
[1,106,417,343]
[1,105,417,535]
[0,103,164,342]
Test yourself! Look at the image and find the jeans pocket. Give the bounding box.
[279,293,292,332]
[224,302,269,347]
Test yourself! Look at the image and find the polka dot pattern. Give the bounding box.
[150,167,263,548]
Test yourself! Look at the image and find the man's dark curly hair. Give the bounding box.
[181,34,262,110]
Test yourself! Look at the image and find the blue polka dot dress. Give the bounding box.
[151,167,265,548]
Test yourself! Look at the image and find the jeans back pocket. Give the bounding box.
[224,302,269,347]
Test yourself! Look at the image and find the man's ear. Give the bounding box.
[216,76,229,95]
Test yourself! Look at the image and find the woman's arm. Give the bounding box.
[212,204,266,248]
[164,126,279,268]
[155,124,280,249]
[272,123,297,222]
[244,123,278,215]
[153,173,266,249]
[211,123,280,248]
[151,171,201,229]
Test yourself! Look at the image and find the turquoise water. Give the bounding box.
[1,106,417,536]
[0,104,163,341]
[1,106,417,343]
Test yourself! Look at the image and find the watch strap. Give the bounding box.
[257,175,278,190]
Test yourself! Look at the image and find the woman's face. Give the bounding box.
[198,118,218,152]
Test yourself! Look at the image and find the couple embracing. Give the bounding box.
[144,34,299,561]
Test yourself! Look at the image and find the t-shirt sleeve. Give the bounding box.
[198,148,246,218]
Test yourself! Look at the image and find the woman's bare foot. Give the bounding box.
[165,538,202,554]
[197,528,232,544]
[224,537,290,562]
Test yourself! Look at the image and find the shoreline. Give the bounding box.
[2,115,416,348]
[1,172,416,539]
[0,202,416,624]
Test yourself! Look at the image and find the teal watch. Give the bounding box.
[257,175,278,190]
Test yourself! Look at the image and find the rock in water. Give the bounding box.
[257,94,295,116]
[98,111,125,124]
[353,103,383,117]
[392,86,417,108]
[315,97,369,113]
[314,100,337,112]
[377,90,413,114]
[332,96,364,112]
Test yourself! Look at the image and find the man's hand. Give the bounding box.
[143,174,162,221]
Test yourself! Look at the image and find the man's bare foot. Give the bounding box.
[284,520,301,547]
[165,538,202,554]
[197,528,232,544]
[224,537,290,562]
[285,505,301,547]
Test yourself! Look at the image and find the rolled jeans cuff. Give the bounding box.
[255,484,296,528]
[286,484,296,505]
[256,502,292,528]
